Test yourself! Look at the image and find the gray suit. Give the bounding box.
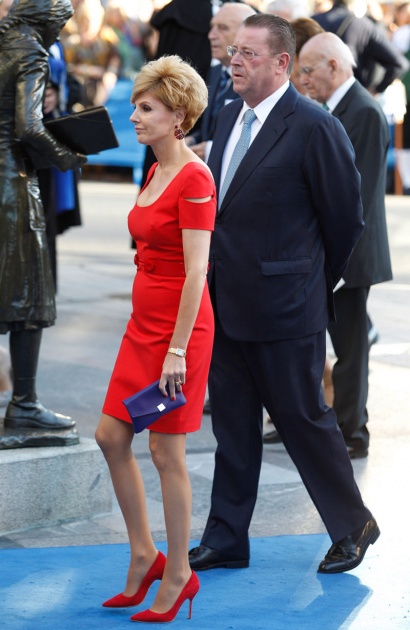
[328,79,392,452]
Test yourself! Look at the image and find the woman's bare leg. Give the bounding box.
[148,431,193,612]
[95,413,158,595]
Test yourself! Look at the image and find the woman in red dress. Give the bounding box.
[95,55,216,623]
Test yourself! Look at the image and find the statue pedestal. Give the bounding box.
[0,424,80,449]
[0,437,112,535]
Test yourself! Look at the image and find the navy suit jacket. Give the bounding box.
[191,64,239,144]
[332,80,392,288]
[208,84,364,342]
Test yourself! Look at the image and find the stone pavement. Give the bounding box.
[0,182,409,550]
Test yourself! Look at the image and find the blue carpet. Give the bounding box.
[1,534,407,630]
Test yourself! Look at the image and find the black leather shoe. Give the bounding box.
[203,398,211,414]
[318,517,380,574]
[347,445,369,459]
[4,400,75,430]
[189,545,249,571]
[263,429,282,444]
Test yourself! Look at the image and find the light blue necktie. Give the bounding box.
[219,109,256,207]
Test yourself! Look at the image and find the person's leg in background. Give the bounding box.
[328,287,370,458]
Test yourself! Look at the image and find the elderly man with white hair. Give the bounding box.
[299,32,393,459]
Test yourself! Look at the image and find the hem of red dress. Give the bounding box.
[101,405,201,434]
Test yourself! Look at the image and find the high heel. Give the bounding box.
[102,551,166,608]
[130,571,200,623]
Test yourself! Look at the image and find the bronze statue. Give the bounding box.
[0,0,86,436]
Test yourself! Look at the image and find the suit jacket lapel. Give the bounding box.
[215,84,298,213]
[331,81,357,122]
[208,98,243,196]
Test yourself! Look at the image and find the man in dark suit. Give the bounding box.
[299,32,393,458]
[189,14,379,574]
[312,0,408,94]
[187,2,256,161]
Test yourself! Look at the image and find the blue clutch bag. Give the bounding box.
[122,380,186,433]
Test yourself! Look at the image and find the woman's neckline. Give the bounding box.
[136,161,203,208]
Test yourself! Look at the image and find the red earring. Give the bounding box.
[174,125,185,140]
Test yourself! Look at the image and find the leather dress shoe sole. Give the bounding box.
[4,416,75,430]
[318,517,380,574]
[189,545,249,571]
[263,429,282,444]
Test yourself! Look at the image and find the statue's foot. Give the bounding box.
[4,400,75,430]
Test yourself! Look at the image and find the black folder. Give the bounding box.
[44,106,119,155]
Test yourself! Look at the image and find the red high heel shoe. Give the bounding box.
[130,571,200,623]
[102,551,166,608]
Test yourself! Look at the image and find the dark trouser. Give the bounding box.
[201,312,372,559]
[328,287,370,451]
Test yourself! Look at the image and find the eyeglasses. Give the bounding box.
[227,45,282,61]
[299,62,328,77]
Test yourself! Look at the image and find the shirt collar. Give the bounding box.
[221,63,232,78]
[326,76,356,112]
[241,80,290,126]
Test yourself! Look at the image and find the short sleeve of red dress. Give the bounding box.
[178,164,216,231]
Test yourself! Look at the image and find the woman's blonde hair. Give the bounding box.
[131,55,208,133]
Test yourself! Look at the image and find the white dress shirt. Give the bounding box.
[220,81,290,188]
[325,76,356,113]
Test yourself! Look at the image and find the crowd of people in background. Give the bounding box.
[2,0,410,112]
[39,0,410,197]
[59,0,410,109]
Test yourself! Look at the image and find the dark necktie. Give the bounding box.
[211,69,231,121]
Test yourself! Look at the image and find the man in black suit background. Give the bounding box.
[299,32,393,458]
[312,0,408,94]
[189,14,379,575]
[187,2,256,161]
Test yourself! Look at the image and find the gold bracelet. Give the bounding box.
[168,347,186,358]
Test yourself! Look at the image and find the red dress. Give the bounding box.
[102,161,216,433]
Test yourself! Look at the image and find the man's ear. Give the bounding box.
[329,58,338,74]
[277,52,291,74]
